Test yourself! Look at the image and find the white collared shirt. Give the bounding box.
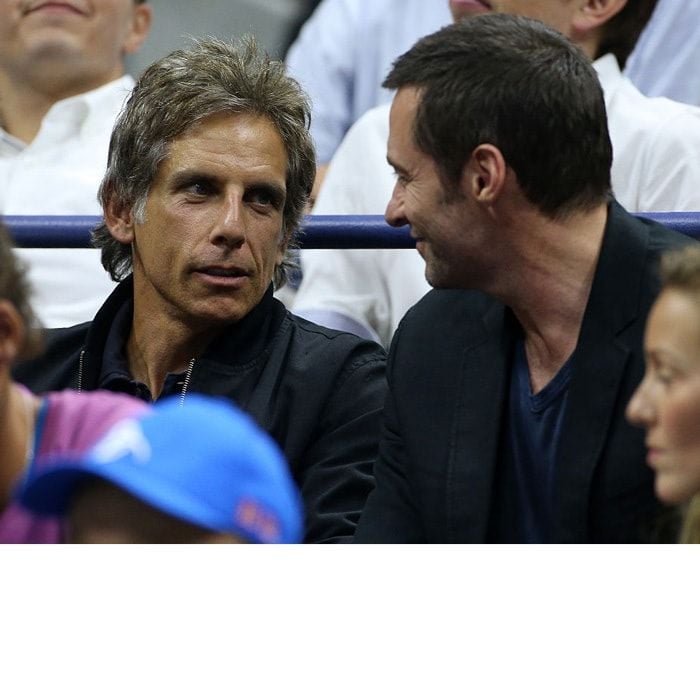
[1,75,134,328]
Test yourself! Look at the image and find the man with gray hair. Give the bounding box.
[14,37,386,543]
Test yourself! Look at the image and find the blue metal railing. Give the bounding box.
[5,212,700,249]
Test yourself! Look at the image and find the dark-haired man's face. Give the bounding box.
[384,87,492,291]
[449,0,578,36]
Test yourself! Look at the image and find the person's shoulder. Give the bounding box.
[607,63,700,130]
[44,389,147,424]
[12,322,91,390]
[348,103,390,135]
[288,311,386,361]
[394,288,497,345]
[42,322,92,355]
[622,208,698,253]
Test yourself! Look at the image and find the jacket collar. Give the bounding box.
[552,200,650,541]
[80,276,287,388]
[447,201,651,541]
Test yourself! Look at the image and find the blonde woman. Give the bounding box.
[627,246,700,543]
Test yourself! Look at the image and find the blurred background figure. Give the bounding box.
[0,223,147,543]
[18,395,304,544]
[285,0,452,200]
[0,0,153,328]
[626,247,700,544]
[625,0,700,106]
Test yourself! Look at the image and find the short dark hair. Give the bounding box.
[383,14,612,219]
[596,0,659,70]
[0,224,42,359]
[94,35,316,288]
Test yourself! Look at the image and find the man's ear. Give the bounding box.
[123,3,153,56]
[275,227,290,267]
[463,144,507,205]
[572,0,628,35]
[103,193,136,245]
[0,300,24,368]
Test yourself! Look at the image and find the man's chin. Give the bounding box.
[450,0,493,22]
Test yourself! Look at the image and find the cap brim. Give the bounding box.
[19,456,286,543]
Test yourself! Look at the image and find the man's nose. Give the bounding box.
[385,183,408,228]
[210,194,246,247]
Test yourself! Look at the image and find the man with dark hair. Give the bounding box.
[293,0,700,348]
[355,14,694,543]
[14,37,386,544]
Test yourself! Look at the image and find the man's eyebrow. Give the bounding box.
[247,180,286,201]
[169,169,220,189]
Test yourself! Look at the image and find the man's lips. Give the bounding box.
[25,1,86,16]
[193,265,251,286]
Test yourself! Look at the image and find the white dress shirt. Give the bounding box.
[1,75,134,328]
[625,0,700,106]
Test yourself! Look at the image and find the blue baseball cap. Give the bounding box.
[18,395,303,544]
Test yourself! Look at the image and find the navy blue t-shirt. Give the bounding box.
[489,338,573,543]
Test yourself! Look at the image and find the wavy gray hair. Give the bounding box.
[93,35,316,288]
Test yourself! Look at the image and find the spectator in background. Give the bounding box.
[0,0,152,328]
[293,0,700,348]
[285,0,452,200]
[626,246,700,544]
[18,395,304,544]
[0,223,148,544]
[625,0,700,106]
[13,37,386,544]
[353,15,693,543]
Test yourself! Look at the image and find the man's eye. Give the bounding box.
[186,181,212,196]
[247,188,281,209]
[252,192,272,205]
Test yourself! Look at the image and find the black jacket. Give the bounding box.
[356,203,692,543]
[15,280,387,543]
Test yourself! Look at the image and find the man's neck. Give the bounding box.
[0,66,122,144]
[499,204,608,393]
[126,309,220,401]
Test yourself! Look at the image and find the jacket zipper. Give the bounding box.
[179,358,195,407]
[77,350,86,393]
[77,349,195,408]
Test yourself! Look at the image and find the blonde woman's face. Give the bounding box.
[627,288,700,503]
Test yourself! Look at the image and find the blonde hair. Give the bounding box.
[679,495,700,544]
